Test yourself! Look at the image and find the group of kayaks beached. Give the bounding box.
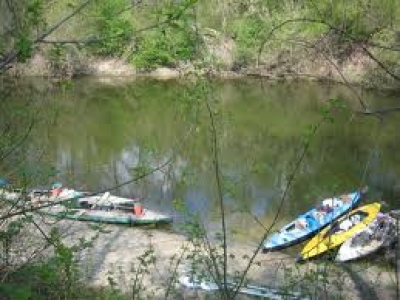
[0,180,173,226]
[263,189,397,263]
[1,179,397,261]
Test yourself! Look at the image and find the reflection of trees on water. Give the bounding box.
[18,78,400,233]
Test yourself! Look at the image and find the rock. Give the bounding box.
[88,59,136,76]
[148,67,180,79]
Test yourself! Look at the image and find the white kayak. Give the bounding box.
[60,190,139,209]
[29,188,139,210]
[335,213,396,262]
[179,275,307,299]
[1,181,139,210]
[0,188,22,201]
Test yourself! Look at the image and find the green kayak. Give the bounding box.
[42,204,173,225]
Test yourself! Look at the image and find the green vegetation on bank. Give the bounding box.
[1,0,400,85]
[1,1,400,299]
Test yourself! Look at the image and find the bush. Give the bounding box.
[132,0,199,71]
[132,21,198,71]
[231,16,266,66]
[90,0,133,57]
[304,0,397,41]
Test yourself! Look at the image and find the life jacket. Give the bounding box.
[133,204,144,216]
[51,187,62,197]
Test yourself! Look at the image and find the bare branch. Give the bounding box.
[0,0,93,73]
[355,106,400,116]
[0,123,195,221]
[232,118,324,298]
[361,45,400,82]
[204,89,229,298]
[0,118,35,163]
[257,17,400,86]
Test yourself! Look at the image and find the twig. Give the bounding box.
[232,119,324,298]
[204,90,229,298]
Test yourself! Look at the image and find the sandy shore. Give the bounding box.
[5,214,397,299]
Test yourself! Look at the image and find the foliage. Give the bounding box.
[48,44,71,78]
[132,25,198,71]
[230,16,267,66]
[26,0,46,28]
[0,261,126,300]
[132,1,199,70]
[1,0,45,63]
[16,32,34,63]
[304,0,397,41]
[89,0,133,57]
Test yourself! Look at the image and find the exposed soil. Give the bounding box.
[6,213,396,299]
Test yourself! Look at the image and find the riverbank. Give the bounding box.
[7,45,398,91]
[8,214,395,300]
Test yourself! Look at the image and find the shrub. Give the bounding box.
[90,0,133,57]
[231,16,266,66]
[132,20,198,70]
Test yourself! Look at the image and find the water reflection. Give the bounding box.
[3,77,400,242]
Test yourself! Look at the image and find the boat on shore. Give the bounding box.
[41,202,173,225]
[1,181,172,225]
[1,184,139,210]
[179,275,307,299]
[299,202,381,262]
[32,188,140,210]
[35,187,172,225]
[335,212,396,262]
[263,190,364,252]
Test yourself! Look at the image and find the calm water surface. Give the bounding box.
[3,77,400,244]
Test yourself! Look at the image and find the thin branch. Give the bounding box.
[257,18,323,68]
[0,123,195,221]
[0,153,173,221]
[300,39,370,112]
[5,0,19,31]
[0,118,35,163]
[258,20,376,112]
[367,41,400,53]
[34,0,92,43]
[361,45,400,82]
[355,106,400,115]
[39,38,98,45]
[257,17,400,89]
[204,89,229,298]
[0,0,93,73]
[232,119,323,298]
[163,244,188,299]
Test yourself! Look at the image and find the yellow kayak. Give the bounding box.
[299,202,381,261]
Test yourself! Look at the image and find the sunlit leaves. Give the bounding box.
[90,0,134,56]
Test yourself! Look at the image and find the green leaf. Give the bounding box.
[16,34,33,63]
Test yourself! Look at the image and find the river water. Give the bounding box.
[2,77,400,243]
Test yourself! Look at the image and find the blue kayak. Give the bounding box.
[262,191,363,252]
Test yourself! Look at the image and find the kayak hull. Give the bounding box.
[335,214,396,262]
[299,202,381,261]
[42,205,173,225]
[263,191,363,252]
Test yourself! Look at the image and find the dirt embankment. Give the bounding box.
[6,33,398,90]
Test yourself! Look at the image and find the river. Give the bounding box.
[2,76,400,244]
